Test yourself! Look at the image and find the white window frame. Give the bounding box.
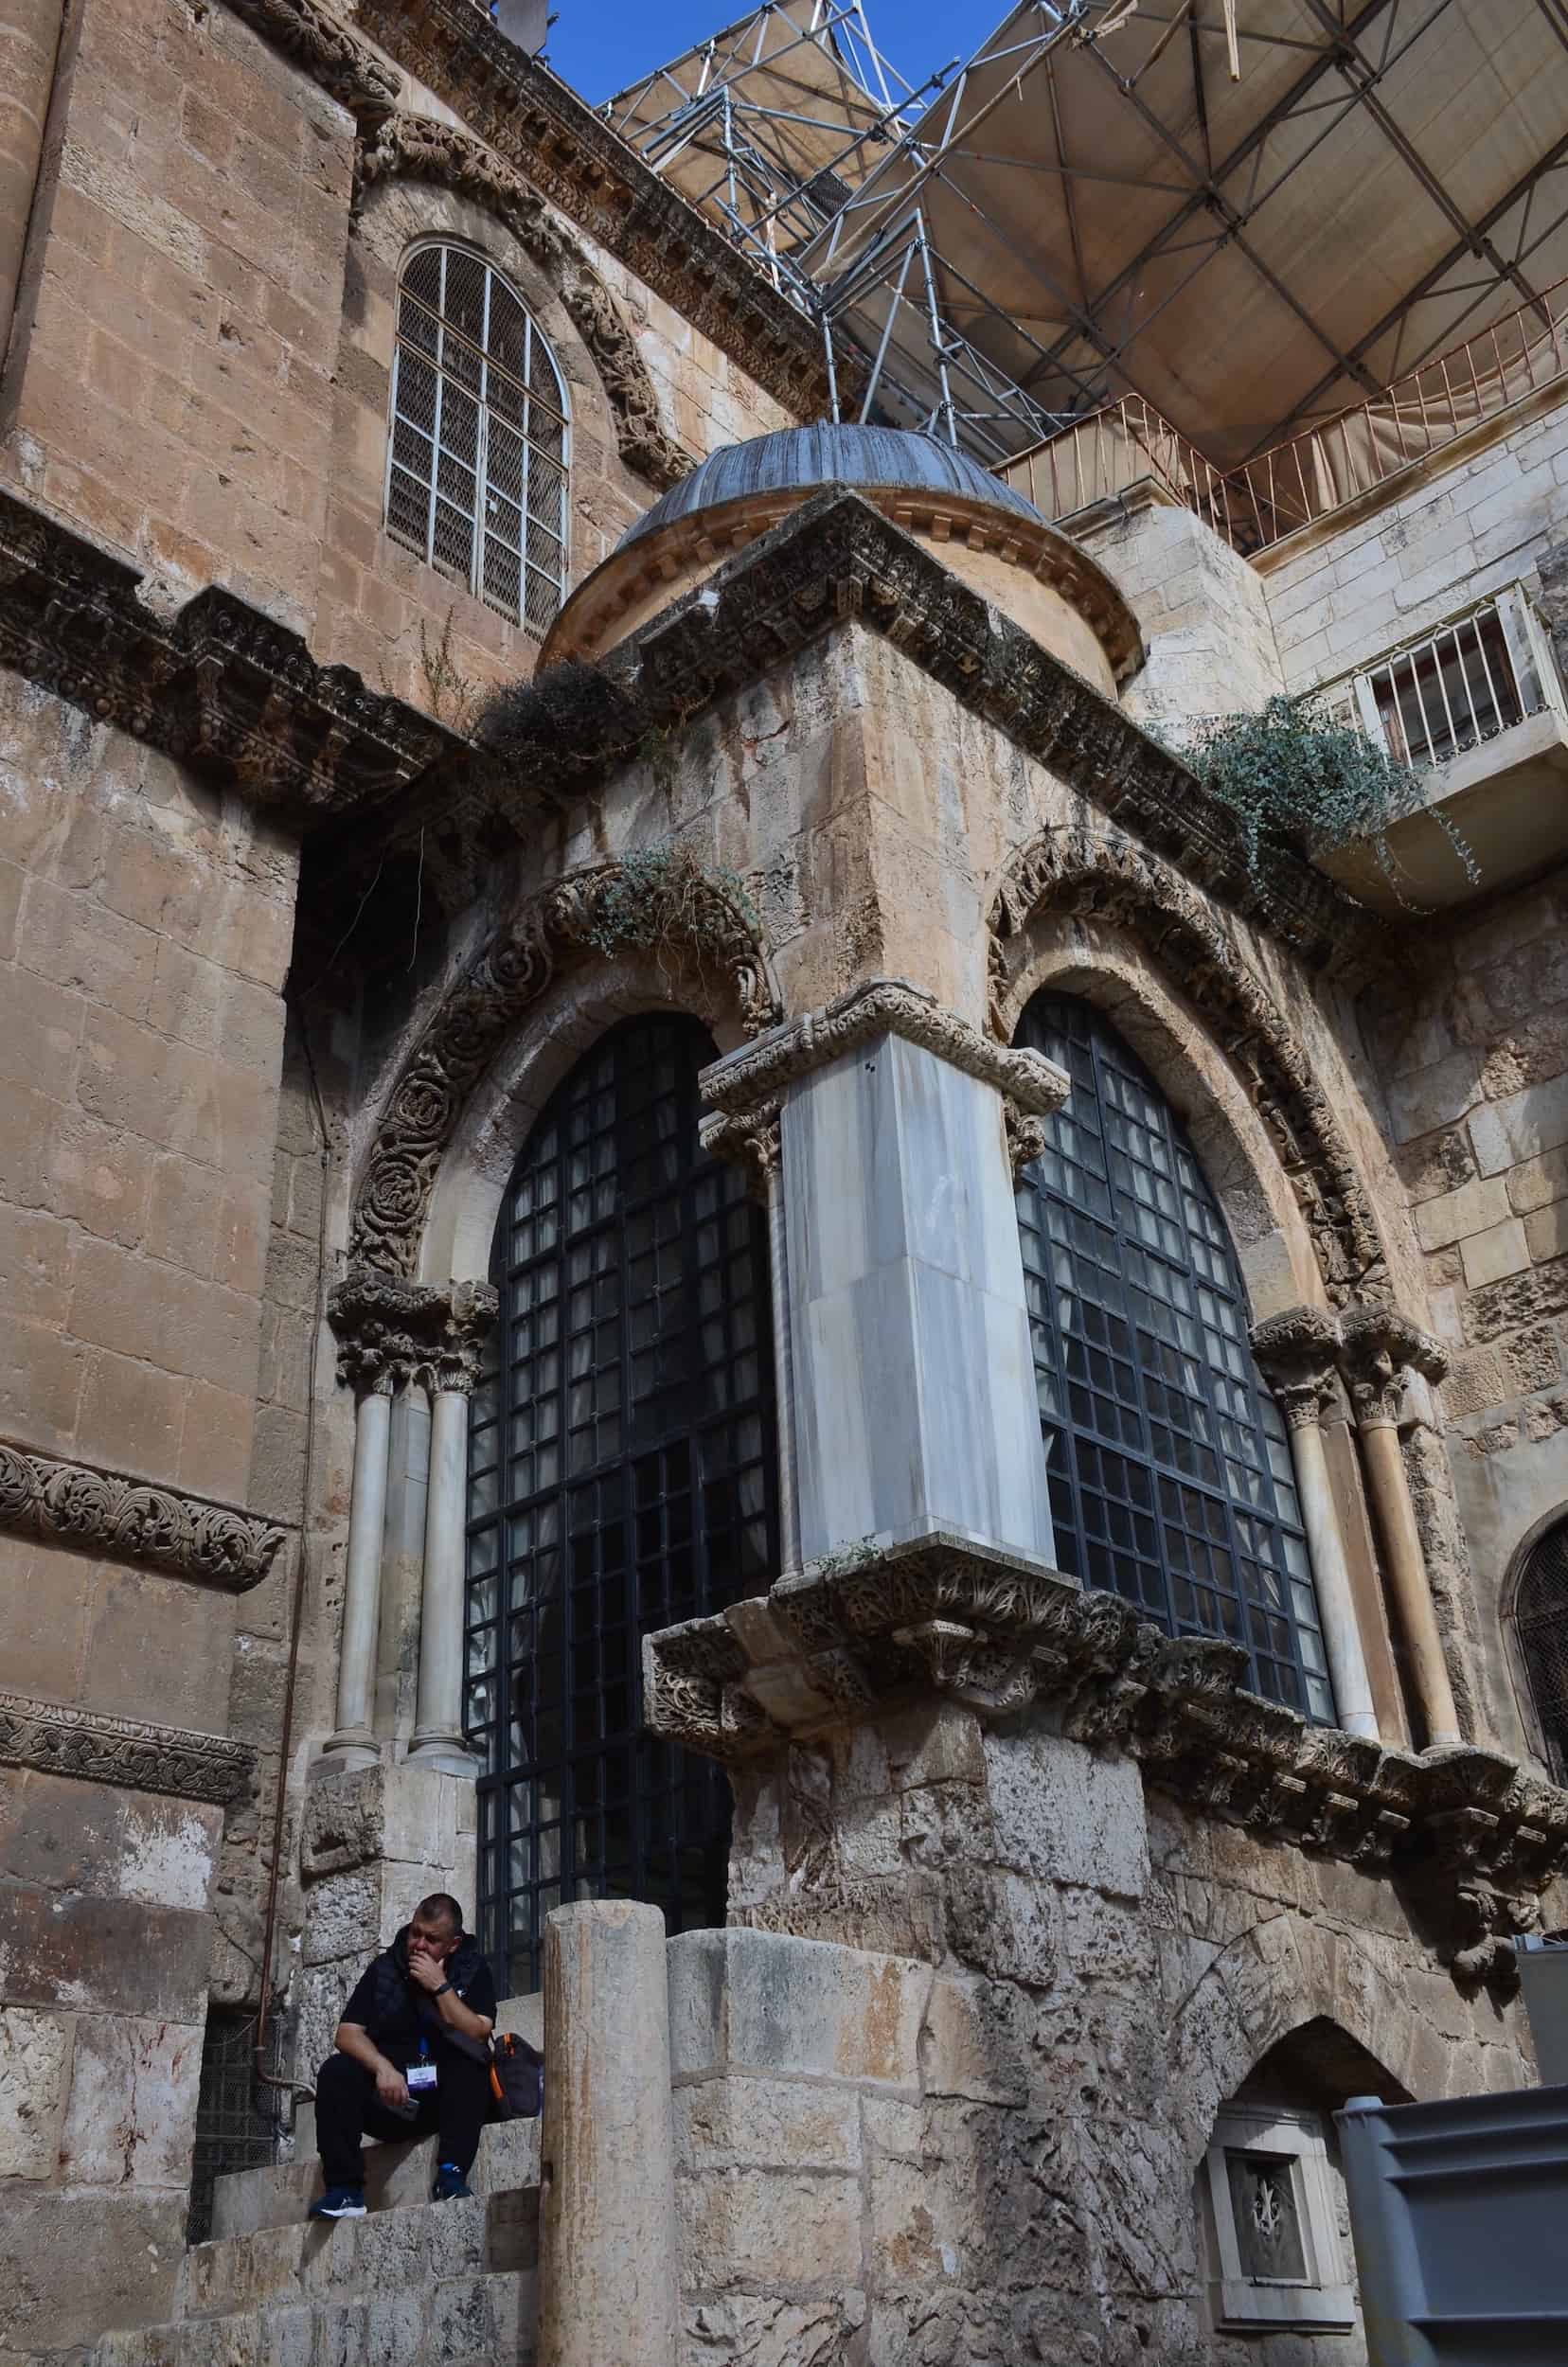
[1202,2104,1356,2333]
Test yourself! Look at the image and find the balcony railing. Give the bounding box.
[998,277,1568,557]
[1326,589,1555,771]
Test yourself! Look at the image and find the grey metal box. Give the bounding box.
[1516,1934,1568,2086]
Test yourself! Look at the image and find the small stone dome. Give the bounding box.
[543,420,1142,689]
[615,424,1047,550]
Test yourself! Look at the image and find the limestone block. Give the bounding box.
[683,2292,864,2366]
[668,1930,929,2093]
[59,2014,204,2192]
[0,2002,70,2179]
[290,1963,359,2084]
[300,1761,459,1877]
[4,2191,185,2355]
[300,1866,380,1967]
[983,1728,1149,1899]
[1072,2113,1194,2303]
[918,1976,1028,2106]
[678,2165,863,2290]
[883,1701,986,1790]
[0,1888,211,2020]
[673,2073,862,2173]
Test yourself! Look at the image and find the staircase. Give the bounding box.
[90,2119,542,2367]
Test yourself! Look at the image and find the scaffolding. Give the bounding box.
[603,1,1568,489]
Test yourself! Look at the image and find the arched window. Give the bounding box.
[1014,992,1333,1721]
[385,242,569,639]
[1515,1516,1568,1781]
[463,1015,777,1995]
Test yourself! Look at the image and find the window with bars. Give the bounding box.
[464,1015,778,1998]
[1516,1516,1568,1783]
[1014,993,1333,1721]
[385,242,569,639]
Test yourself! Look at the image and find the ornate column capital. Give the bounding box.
[1338,1304,1448,1432]
[697,1099,781,1201]
[1249,1305,1341,1430]
[328,1269,498,1398]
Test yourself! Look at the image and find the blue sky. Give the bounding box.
[546,0,989,111]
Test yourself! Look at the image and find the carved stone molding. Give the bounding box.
[357,113,695,493]
[700,976,1071,1123]
[645,1530,1568,1987]
[989,822,1393,1308]
[1003,1097,1048,1179]
[0,1687,256,1806]
[0,1436,286,1591]
[1250,1306,1342,1429]
[698,1100,782,1201]
[349,859,780,1274]
[0,489,458,819]
[211,0,835,420]
[1339,1304,1450,1431]
[328,1271,499,1394]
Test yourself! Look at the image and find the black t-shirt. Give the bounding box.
[341,1946,497,2065]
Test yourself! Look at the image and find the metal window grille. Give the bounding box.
[1014,994,1333,1722]
[1517,1519,1568,1784]
[187,2009,285,2242]
[464,1015,778,1998]
[1361,599,1537,769]
[385,242,569,641]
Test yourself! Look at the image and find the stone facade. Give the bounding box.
[2,0,1568,2358]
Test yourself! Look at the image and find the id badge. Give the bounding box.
[406,2060,437,2094]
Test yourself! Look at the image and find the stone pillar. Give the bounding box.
[1340,1306,1460,1752]
[701,981,1070,1571]
[323,1378,394,1770]
[539,1900,679,2367]
[0,0,63,371]
[410,1282,495,1775]
[1251,1308,1379,1740]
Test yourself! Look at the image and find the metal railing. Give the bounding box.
[1000,277,1568,556]
[1348,596,1541,771]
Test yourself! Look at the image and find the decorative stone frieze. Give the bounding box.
[644,1531,1568,1986]
[357,114,695,494]
[1250,1305,1342,1427]
[1338,1303,1450,1430]
[0,489,458,818]
[349,859,779,1274]
[989,822,1393,1306]
[0,1436,286,1591]
[327,1271,498,1395]
[214,0,400,117]
[0,1687,255,1806]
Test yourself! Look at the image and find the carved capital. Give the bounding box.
[0,1437,285,1591]
[0,1686,255,1806]
[1338,1304,1449,1431]
[328,1270,498,1397]
[699,1101,781,1202]
[1004,1097,1049,1179]
[1249,1306,1341,1430]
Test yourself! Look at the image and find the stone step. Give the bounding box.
[212,2114,541,2238]
[93,2261,534,2367]
[180,2185,536,2322]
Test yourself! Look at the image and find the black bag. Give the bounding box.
[489,2031,543,2121]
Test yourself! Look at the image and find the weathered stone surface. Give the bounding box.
[58,2015,205,2193]
[0,2002,70,2179]
[983,1727,1149,1899]
[669,1929,930,2092]
[674,2073,862,2173]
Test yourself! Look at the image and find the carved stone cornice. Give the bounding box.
[215,0,838,421]
[1250,1306,1342,1430]
[356,113,695,493]
[989,822,1393,1308]
[698,976,1072,1124]
[327,1271,499,1394]
[0,1687,256,1807]
[644,1530,1568,1987]
[0,489,458,819]
[348,858,779,1274]
[0,1437,286,1591]
[1339,1304,1450,1431]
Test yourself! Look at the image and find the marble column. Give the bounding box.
[539,1899,679,2367]
[1340,1306,1460,1752]
[323,1378,395,1770]
[701,981,1070,1571]
[410,1281,496,1776]
[1251,1308,1379,1740]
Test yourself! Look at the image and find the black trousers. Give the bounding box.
[315,2047,490,2189]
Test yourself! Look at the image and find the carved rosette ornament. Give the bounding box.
[1249,1306,1342,1430]
[328,1271,499,1397]
[1338,1305,1449,1431]
[0,1437,285,1591]
[350,860,779,1277]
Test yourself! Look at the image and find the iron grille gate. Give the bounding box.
[187,2008,285,2242]
[1014,993,1333,1721]
[464,1016,778,1997]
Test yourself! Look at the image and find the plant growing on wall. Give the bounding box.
[1185,694,1479,905]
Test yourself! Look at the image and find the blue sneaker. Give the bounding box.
[309,2183,366,2220]
[433,2163,472,2201]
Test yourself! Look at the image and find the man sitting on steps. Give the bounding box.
[310,1891,496,2219]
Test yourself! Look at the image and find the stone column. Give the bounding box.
[1251,1308,1379,1740]
[322,1377,395,1770]
[410,1281,496,1775]
[701,981,1070,1571]
[0,0,64,371]
[539,1899,679,2367]
[1340,1306,1460,1752]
